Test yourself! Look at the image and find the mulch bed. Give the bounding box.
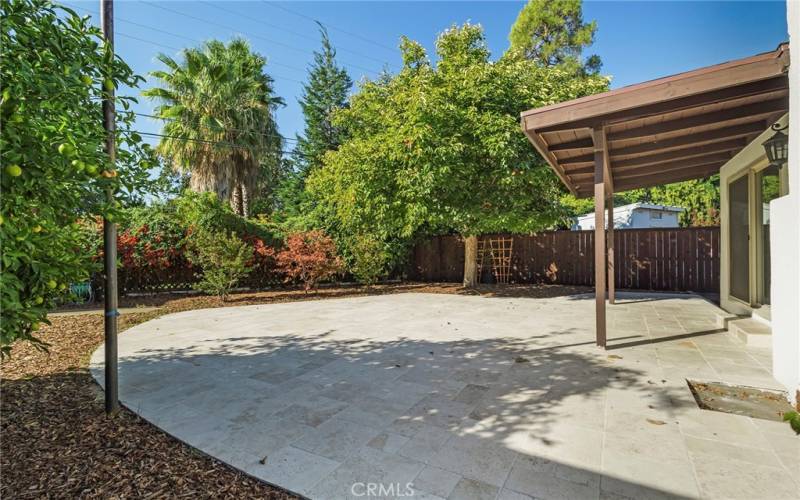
[1,282,588,498]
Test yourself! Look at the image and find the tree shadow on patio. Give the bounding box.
[94,316,698,499]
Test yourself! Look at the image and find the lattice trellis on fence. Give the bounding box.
[476,236,514,284]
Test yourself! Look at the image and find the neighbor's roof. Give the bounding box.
[521,43,790,198]
[576,202,684,220]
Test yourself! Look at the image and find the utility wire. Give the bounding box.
[134,112,298,144]
[132,130,308,159]
[200,0,398,70]
[68,2,308,79]
[139,0,383,76]
[260,0,397,54]
[115,31,304,84]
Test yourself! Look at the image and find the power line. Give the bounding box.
[200,0,398,70]
[132,130,308,159]
[67,2,308,79]
[260,1,397,54]
[133,112,298,143]
[116,30,304,84]
[139,0,384,76]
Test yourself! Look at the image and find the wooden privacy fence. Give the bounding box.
[410,227,720,293]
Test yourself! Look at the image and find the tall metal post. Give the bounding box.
[101,0,119,415]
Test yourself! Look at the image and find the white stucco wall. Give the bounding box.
[771,0,799,406]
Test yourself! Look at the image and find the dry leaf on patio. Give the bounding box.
[607,355,623,360]
[646,418,667,426]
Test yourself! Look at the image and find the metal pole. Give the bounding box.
[101,0,119,415]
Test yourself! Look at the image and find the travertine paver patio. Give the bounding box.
[91,293,798,500]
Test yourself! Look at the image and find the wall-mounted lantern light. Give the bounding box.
[762,122,789,167]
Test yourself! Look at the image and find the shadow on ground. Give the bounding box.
[100,310,695,499]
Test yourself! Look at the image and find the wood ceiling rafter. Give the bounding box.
[608,97,787,141]
[560,136,748,169]
[535,76,788,134]
[566,151,732,181]
[573,162,723,194]
[607,121,767,158]
[521,43,789,198]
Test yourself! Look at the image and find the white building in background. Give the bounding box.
[572,202,684,230]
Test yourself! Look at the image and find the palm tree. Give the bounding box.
[144,39,284,216]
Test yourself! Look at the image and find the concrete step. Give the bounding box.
[714,311,741,329]
[727,317,772,348]
[752,306,771,326]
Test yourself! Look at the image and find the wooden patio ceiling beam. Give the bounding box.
[613,163,723,191]
[608,97,787,141]
[573,161,723,193]
[548,119,767,156]
[550,137,593,152]
[563,139,744,174]
[614,146,736,171]
[607,121,767,158]
[566,151,732,180]
[535,76,788,134]
[614,155,729,181]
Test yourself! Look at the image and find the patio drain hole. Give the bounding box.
[686,379,793,422]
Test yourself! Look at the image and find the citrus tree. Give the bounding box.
[0,0,154,353]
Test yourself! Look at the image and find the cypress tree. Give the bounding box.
[278,24,352,221]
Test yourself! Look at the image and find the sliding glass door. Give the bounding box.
[729,174,750,303]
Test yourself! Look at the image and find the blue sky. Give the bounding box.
[66,1,789,149]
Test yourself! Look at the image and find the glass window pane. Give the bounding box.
[729,175,749,302]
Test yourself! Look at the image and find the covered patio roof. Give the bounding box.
[521,43,789,197]
[520,43,790,349]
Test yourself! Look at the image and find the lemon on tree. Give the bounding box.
[5,164,22,177]
[1,0,164,354]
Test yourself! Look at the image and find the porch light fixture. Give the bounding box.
[762,123,789,167]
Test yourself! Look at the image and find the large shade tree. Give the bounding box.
[144,39,284,217]
[508,0,601,75]
[308,24,608,285]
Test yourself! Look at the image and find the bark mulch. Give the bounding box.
[1,282,589,498]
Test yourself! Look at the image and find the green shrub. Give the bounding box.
[186,230,253,301]
[349,234,391,285]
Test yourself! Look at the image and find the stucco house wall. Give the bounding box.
[771,0,799,405]
[718,3,797,404]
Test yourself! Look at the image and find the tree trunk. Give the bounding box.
[231,183,243,216]
[463,235,478,287]
[241,183,250,218]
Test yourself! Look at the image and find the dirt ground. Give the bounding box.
[1,282,589,499]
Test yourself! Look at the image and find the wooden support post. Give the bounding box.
[607,196,615,305]
[593,128,607,348]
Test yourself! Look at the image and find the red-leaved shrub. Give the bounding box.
[275,230,343,291]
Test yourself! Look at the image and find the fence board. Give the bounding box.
[409,227,720,293]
